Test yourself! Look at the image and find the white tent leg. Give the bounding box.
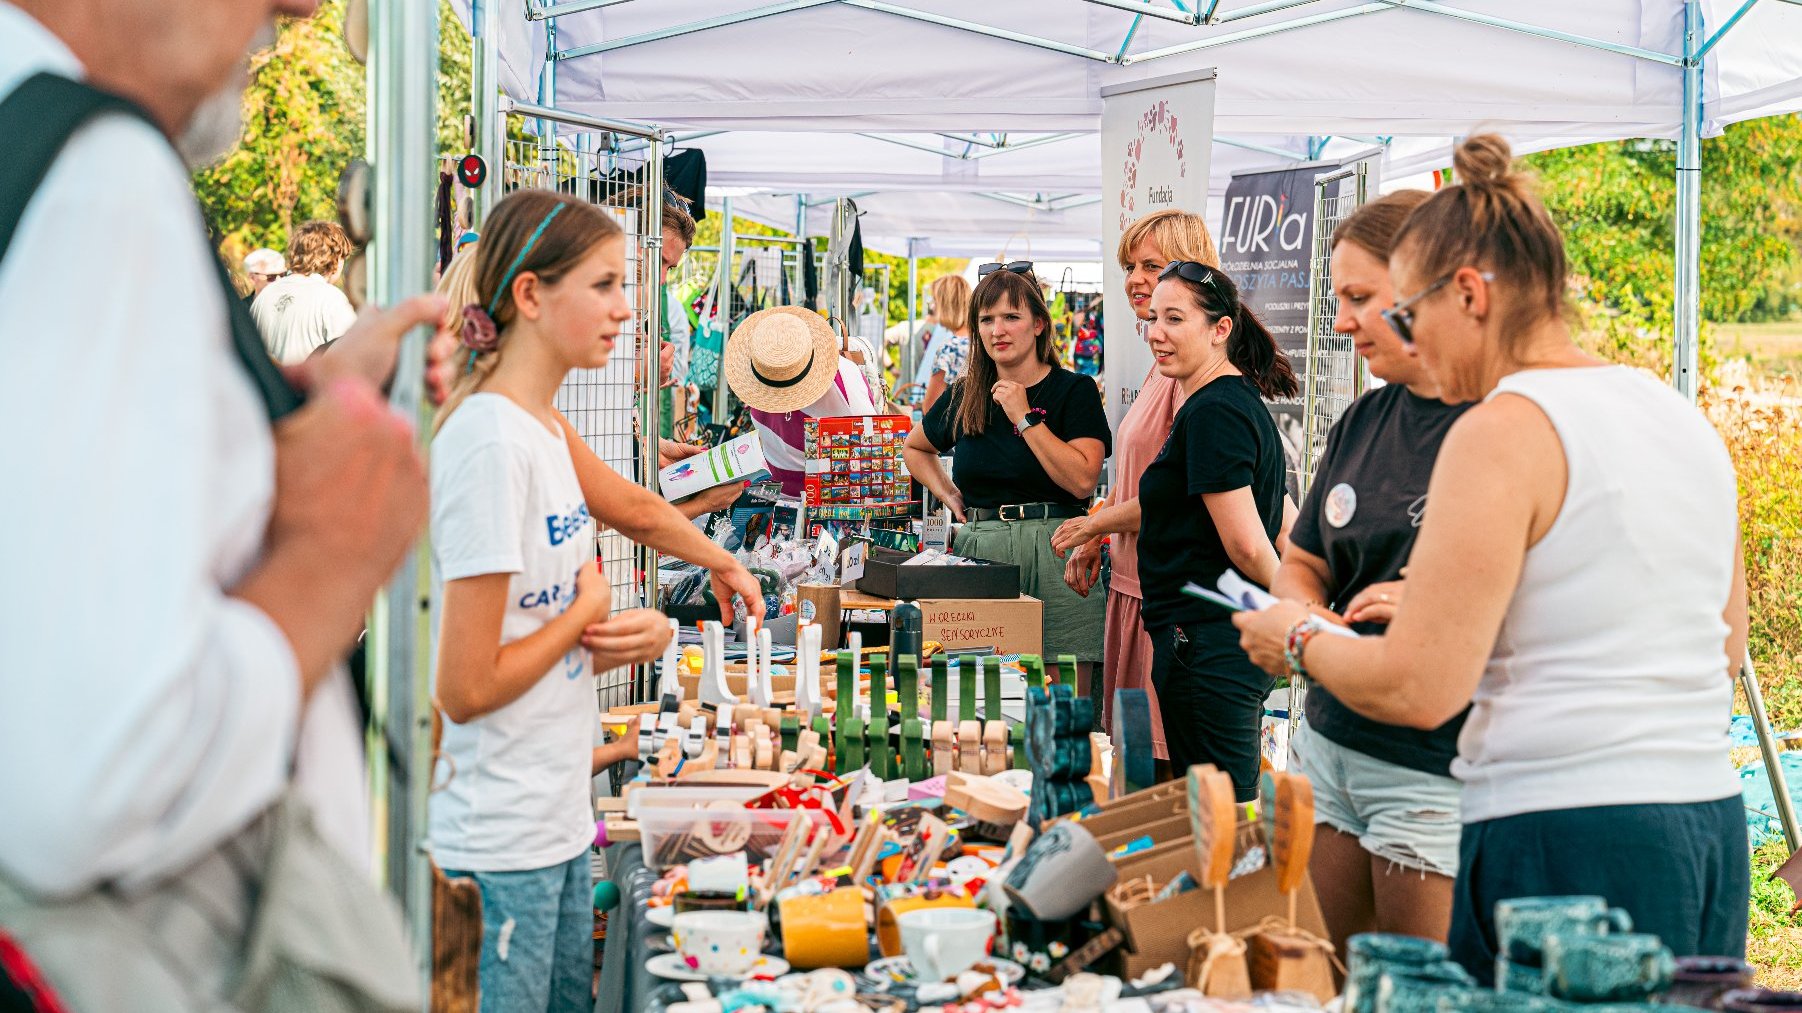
[471,0,502,222]
[714,196,735,422]
[1674,0,1702,402]
[368,0,438,988]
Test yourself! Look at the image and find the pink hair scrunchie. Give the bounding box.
[459,304,500,353]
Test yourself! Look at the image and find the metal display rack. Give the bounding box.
[1299,159,1371,497]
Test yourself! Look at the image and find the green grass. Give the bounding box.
[1751,836,1802,988]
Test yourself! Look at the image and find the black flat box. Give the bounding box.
[855,548,1021,600]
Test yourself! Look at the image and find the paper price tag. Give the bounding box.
[922,511,952,552]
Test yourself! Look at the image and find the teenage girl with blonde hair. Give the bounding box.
[429,188,674,1012]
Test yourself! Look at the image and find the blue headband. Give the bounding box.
[487,202,568,317]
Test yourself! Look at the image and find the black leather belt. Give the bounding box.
[965,502,1086,523]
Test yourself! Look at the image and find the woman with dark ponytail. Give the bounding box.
[1075,261,1296,798]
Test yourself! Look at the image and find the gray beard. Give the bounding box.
[175,25,274,170]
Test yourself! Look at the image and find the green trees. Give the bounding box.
[1525,114,1802,326]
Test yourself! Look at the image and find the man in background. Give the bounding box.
[253,218,358,364]
[241,246,285,297]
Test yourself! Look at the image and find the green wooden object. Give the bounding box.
[958,659,977,722]
[1021,654,1046,691]
[983,657,1003,725]
[930,657,949,723]
[897,655,918,722]
[836,649,857,766]
[780,714,799,754]
[867,709,892,779]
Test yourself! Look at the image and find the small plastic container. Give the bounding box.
[632,792,835,871]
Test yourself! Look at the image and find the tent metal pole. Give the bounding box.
[557,0,838,60]
[504,98,662,140]
[1128,2,1388,61]
[538,19,557,168]
[1081,0,1201,26]
[527,0,639,18]
[471,0,503,223]
[1371,0,1683,66]
[1674,0,1703,402]
[837,0,1121,62]
[715,197,735,423]
[1697,0,1763,59]
[367,0,438,987]
[1214,0,1335,25]
[1742,653,1800,852]
[1116,14,1144,60]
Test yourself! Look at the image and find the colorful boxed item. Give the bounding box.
[803,415,914,513]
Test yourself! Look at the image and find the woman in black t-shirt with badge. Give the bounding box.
[1133,263,1297,800]
[905,265,1112,666]
[1269,191,1471,950]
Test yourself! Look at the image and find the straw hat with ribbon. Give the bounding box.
[724,306,842,413]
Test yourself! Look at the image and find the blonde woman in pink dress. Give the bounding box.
[1053,210,1219,767]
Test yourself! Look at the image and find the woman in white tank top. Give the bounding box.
[1233,135,1748,979]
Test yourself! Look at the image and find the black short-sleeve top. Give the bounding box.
[918,366,1113,510]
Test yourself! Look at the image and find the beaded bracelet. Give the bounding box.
[1282,617,1321,680]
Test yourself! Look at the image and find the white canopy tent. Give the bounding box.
[458,0,1802,395]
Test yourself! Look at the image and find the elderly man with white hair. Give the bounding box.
[242,246,286,296]
[0,1,456,1008]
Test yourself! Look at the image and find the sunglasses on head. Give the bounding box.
[978,260,1035,278]
[1158,261,1231,303]
[1381,269,1494,346]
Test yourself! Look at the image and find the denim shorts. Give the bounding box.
[442,851,594,1013]
[1294,722,1463,877]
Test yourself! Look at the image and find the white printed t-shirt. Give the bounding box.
[429,393,598,872]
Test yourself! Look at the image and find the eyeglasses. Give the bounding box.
[977,260,1035,278]
[1381,270,1494,346]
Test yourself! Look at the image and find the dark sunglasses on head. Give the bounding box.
[1381,269,1495,346]
[978,260,1035,278]
[1158,260,1230,303]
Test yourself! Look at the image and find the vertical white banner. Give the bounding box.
[1099,70,1217,437]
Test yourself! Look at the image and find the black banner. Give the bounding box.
[1218,165,1327,503]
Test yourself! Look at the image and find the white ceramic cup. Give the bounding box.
[898,908,998,982]
[671,910,766,977]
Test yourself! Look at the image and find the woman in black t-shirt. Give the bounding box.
[905,266,1112,664]
[1078,263,1297,800]
[1269,191,1470,950]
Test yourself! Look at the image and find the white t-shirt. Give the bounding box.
[428,393,598,872]
[252,272,358,365]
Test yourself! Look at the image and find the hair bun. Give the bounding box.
[1454,133,1515,188]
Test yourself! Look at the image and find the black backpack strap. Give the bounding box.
[0,72,302,422]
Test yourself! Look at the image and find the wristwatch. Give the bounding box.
[1018,412,1044,432]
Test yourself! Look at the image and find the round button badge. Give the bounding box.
[1324,483,1358,528]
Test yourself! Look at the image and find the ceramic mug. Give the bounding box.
[687,853,750,896]
[1496,957,1549,995]
[1348,958,1471,1013]
[898,907,998,982]
[1494,896,1633,964]
[1543,932,1675,1003]
[1001,822,1116,921]
[1349,933,1452,971]
[779,887,870,970]
[1376,970,1479,1013]
[670,910,766,977]
[875,890,975,957]
[1445,993,1568,1012]
[673,889,749,915]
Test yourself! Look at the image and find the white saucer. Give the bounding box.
[646,952,791,982]
[863,956,1024,985]
[646,906,676,929]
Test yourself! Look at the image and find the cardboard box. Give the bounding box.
[1101,836,1328,974]
[796,584,842,649]
[857,548,1021,600]
[1072,783,1187,842]
[919,595,1042,657]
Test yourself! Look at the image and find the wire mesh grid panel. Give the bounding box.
[1300,163,1371,495]
[500,133,661,710]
